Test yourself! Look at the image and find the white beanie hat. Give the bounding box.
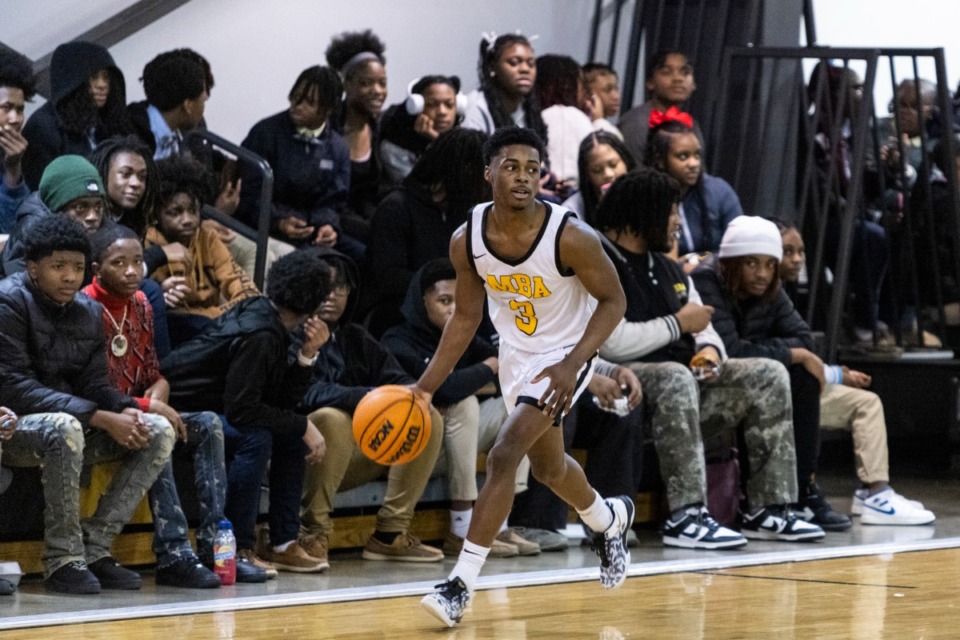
[718,216,783,261]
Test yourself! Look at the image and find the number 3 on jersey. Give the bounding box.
[509,299,538,335]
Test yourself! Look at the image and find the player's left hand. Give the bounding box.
[532,359,580,420]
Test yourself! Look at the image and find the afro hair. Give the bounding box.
[0,48,36,99]
[325,29,386,79]
[23,214,91,263]
[266,249,333,315]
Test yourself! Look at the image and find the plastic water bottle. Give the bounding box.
[213,519,236,585]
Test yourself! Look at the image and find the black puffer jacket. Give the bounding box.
[0,192,50,277]
[691,255,814,367]
[161,295,311,440]
[380,263,497,408]
[0,272,136,427]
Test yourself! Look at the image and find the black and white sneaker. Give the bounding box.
[796,483,852,531]
[421,577,470,627]
[741,505,825,542]
[662,505,747,550]
[585,495,635,589]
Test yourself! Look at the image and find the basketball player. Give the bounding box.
[417,127,634,627]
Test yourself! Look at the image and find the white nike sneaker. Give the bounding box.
[851,487,924,516]
[860,488,936,526]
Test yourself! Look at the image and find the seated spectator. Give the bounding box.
[380,259,536,557]
[0,215,175,593]
[296,249,445,566]
[364,128,488,335]
[161,250,332,574]
[237,66,364,262]
[90,135,174,356]
[595,170,823,545]
[691,216,852,531]
[582,62,622,138]
[561,131,636,224]
[535,54,595,197]
[618,50,703,164]
[378,75,464,184]
[83,225,269,585]
[645,114,742,259]
[0,49,34,233]
[461,33,548,143]
[127,52,208,160]
[806,63,893,350]
[146,157,259,347]
[2,154,107,276]
[0,402,18,595]
[22,42,133,189]
[326,30,388,241]
[777,221,934,525]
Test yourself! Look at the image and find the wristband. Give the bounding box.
[297,350,318,367]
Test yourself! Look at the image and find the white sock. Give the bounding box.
[450,539,488,594]
[577,491,614,533]
[273,540,294,553]
[450,509,472,539]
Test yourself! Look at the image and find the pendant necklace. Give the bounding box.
[105,302,129,357]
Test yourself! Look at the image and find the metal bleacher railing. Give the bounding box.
[183,129,273,291]
[586,0,960,361]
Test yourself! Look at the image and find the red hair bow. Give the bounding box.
[648,106,694,129]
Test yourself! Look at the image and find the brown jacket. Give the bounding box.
[146,226,260,319]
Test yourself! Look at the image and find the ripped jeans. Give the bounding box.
[1,412,174,577]
[148,411,226,567]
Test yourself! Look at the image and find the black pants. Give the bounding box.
[789,364,821,486]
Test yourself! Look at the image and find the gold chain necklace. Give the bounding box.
[104,302,129,357]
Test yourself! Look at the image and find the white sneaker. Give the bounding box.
[851,488,925,516]
[860,488,936,526]
[585,495,635,589]
[662,505,747,550]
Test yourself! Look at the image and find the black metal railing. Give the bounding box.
[183,129,273,289]
[707,46,960,360]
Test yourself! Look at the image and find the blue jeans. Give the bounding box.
[148,411,226,567]
[221,417,271,551]
[2,412,174,577]
[221,416,306,550]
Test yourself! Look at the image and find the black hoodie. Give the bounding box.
[22,42,130,190]
[293,249,412,414]
[161,295,311,440]
[380,264,497,408]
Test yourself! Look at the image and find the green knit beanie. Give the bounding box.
[38,155,106,213]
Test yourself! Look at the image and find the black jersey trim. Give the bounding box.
[555,211,576,277]
[482,201,553,267]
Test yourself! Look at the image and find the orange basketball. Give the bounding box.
[352,385,432,465]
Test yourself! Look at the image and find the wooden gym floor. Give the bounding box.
[0,474,957,639]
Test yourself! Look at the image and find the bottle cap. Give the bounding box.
[217,519,233,530]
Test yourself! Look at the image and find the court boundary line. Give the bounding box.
[3,535,958,631]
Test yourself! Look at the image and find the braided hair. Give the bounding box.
[477,34,548,144]
[405,128,490,221]
[594,168,679,253]
[91,135,157,238]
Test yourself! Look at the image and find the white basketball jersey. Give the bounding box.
[467,201,595,352]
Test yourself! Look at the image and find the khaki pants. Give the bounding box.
[820,384,889,484]
[432,395,527,501]
[300,406,443,537]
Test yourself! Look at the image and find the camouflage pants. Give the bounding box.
[628,358,798,512]
[148,411,226,567]
[1,412,174,577]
